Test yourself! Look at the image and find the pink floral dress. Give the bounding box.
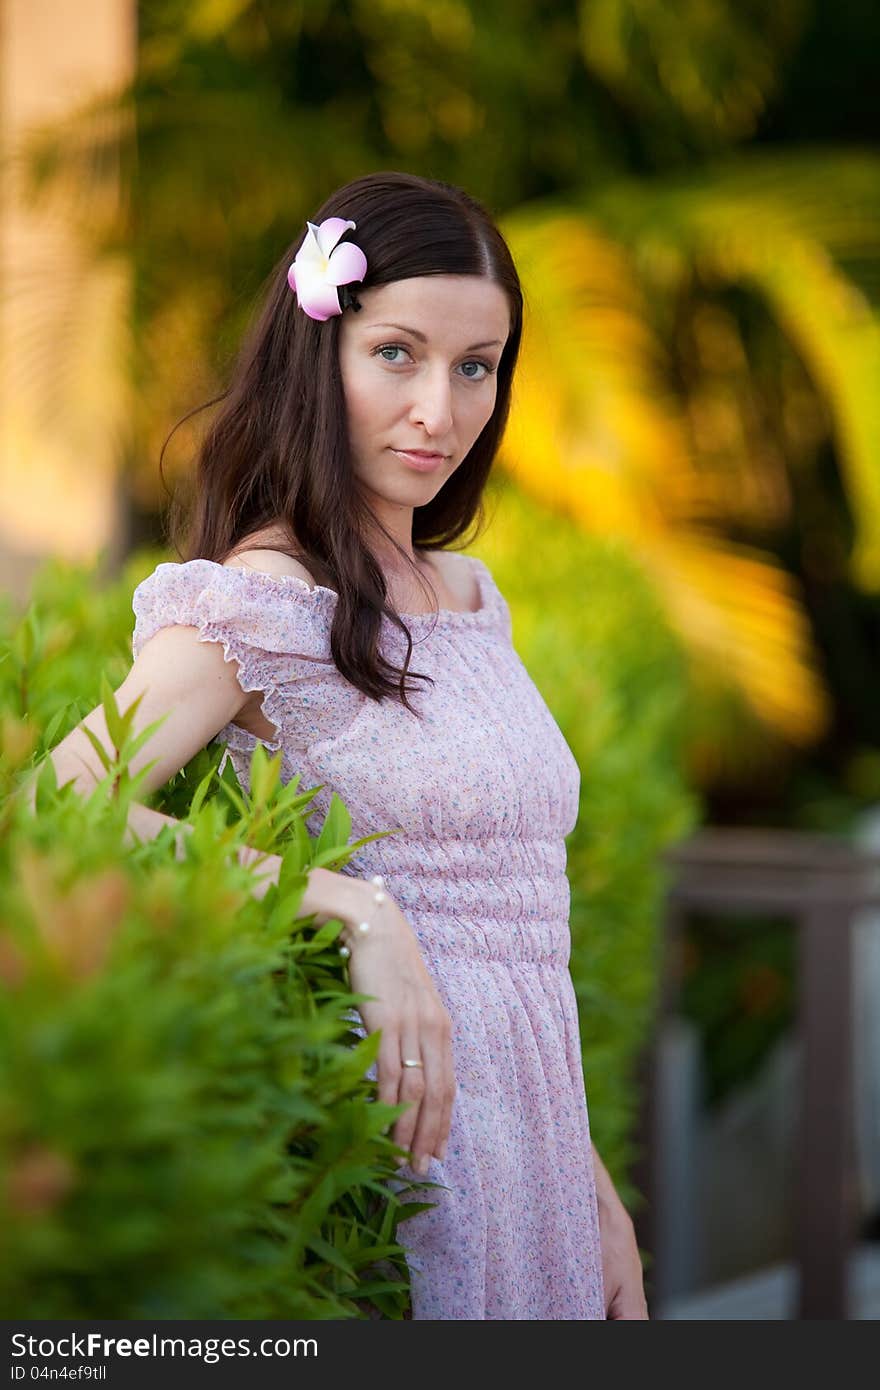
[131,551,606,1320]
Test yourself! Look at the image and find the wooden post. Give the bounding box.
[796,896,857,1318]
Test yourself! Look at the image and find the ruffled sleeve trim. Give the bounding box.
[131,558,334,664]
[130,558,342,758]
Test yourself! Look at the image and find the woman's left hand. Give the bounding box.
[598,1203,650,1319]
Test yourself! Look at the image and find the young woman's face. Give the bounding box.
[337,274,510,517]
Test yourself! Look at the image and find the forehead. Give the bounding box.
[350,275,510,340]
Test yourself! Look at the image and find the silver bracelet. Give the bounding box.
[338,873,386,959]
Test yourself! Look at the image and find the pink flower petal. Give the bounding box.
[295,272,343,321]
[315,217,356,258]
[293,224,324,270]
[325,241,367,286]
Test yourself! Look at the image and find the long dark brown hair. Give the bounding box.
[163,170,524,711]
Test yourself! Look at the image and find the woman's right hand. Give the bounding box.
[311,871,457,1176]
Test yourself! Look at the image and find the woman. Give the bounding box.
[43,171,648,1320]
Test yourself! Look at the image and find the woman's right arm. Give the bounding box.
[20,622,456,1172]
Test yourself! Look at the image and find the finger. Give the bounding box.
[372,1023,419,1163]
[395,1024,427,1158]
[407,1011,451,1165]
[374,1022,403,1112]
[406,1039,444,1169]
[433,1044,457,1160]
[409,1013,455,1161]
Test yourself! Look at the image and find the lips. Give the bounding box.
[392,448,447,473]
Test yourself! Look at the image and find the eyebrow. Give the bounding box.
[367,322,503,351]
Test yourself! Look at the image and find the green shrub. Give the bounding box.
[0,556,435,1319]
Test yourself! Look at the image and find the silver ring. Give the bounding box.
[401,1058,424,1068]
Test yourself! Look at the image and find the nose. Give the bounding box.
[408,363,454,438]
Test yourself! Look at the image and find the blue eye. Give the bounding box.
[373,344,496,380]
[460,359,493,380]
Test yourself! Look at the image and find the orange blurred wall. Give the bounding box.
[0,0,135,600]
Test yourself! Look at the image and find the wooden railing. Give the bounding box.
[629,827,880,1320]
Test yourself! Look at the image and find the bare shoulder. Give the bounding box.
[222,528,317,589]
[426,547,481,611]
[220,532,477,608]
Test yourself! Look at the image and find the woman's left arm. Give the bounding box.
[592,1142,650,1319]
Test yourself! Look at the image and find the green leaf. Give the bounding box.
[350,1278,408,1295]
[41,706,68,748]
[281,818,312,877]
[315,791,351,859]
[310,919,343,949]
[249,741,283,807]
[34,752,58,809]
[305,1234,356,1277]
[18,607,38,664]
[189,765,217,820]
[363,1289,410,1317]
[125,711,169,760]
[348,826,407,850]
[216,776,248,817]
[125,757,162,801]
[346,1243,404,1270]
[80,723,113,772]
[394,1200,440,1222]
[99,672,126,752]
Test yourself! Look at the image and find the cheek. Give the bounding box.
[467,383,497,435]
[345,365,393,430]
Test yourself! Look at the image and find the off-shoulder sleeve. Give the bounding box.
[131,558,360,757]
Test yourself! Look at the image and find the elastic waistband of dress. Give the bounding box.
[405,910,572,966]
[342,835,574,966]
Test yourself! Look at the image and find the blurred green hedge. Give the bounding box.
[0,557,431,1319]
